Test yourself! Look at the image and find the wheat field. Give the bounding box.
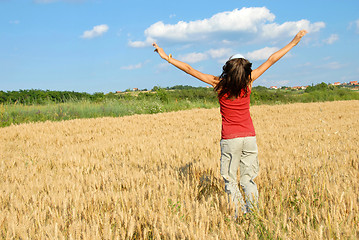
[0,100,358,239]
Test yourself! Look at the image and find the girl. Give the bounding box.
[153,30,307,217]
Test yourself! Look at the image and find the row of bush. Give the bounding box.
[0,86,218,105]
[0,89,107,105]
[0,83,358,106]
[1,83,358,127]
[251,83,359,104]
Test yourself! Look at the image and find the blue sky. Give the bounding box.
[1,0,358,93]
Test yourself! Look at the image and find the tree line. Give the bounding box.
[0,89,106,104]
[0,83,358,105]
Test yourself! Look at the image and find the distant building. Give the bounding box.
[349,81,358,85]
[333,82,341,86]
[270,86,278,89]
[116,91,122,93]
[133,88,139,91]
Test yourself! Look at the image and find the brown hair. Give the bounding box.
[214,58,252,99]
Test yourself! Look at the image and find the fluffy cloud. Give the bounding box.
[176,48,232,63]
[245,47,279,61]
[175,46,282,63]
[164,46,287,63]
[130,7,325,47]
[260,19,324,39]
[323,34,339,44]
[129,37,155,48]
[81,24,109,39]
[146,7,273,41]
[207,48,232,59]
[178,52,208,63]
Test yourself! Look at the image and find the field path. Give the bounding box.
[1,101,358,239]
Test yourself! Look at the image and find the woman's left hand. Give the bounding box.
[291,30,308,46]
[153,43,168,60]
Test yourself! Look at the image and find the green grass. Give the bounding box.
[1,86,359,128]
[0,99,219,128]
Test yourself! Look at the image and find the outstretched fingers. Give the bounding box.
[298,30,308,38]
[152,43,167,60]
[292,30,308,45]
[153,42,159,52]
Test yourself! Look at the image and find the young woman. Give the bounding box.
[153,30,307,217]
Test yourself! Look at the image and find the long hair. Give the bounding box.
[214,58,253,99]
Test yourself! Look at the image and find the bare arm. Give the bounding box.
[251,30,308,81]
[153,43,219,87]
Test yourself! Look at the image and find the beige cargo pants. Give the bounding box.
[220,136,259,217]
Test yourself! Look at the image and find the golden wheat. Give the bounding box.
[0,100,358,239]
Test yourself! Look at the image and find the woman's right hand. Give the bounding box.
[291,30,308,46]
[153,43,168,60]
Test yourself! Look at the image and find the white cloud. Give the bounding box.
[261,20,325,39]
[207,48,232,59]
[246,47,279,61]
[355,19,359,33]
[130,7,325,47]
[155,45,291,64]
[221,39,233,45]
[175,48,232,63]
[121,63,143,70]
[147,7,273,41]
[81,24,109,39]
[323,34,339,44]
[178,52,208,63]
[128,37,154,47]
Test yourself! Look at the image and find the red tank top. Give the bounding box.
[219,89,256,139]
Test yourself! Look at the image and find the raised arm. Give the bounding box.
[251,30,308,81]
[153,43,219,87]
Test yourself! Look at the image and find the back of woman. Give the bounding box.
[216,57,256,140]
[153,30,307,219]
[219,87,255,139]
[215,56,259,217]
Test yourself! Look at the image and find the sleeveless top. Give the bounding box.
[218,89,256,139]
